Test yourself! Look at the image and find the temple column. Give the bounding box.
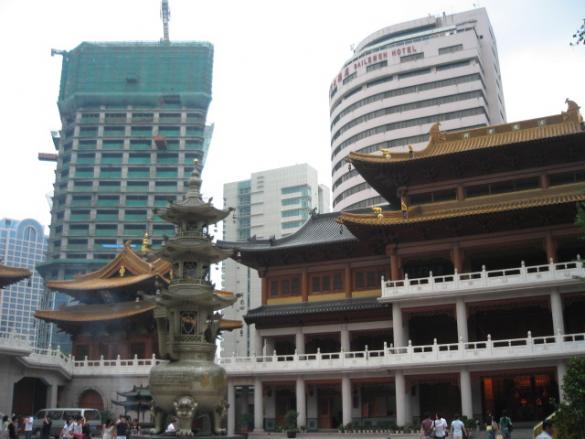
[261,277,268,305]
[295,328,305,355]
[340,327,350,352]
[386,245,402,281]
[460,369,473,419]
[341,375,352,426]
[395,371,406,427]
[46,383,58,408]
[451,244,464,273]
[550,289,565,336]
[557,362,567,403]
[253,378,264,432]
[227,381,236,436]
[345,264,352,298]
[301,268,308,302]
[544,233,557,262]
[456,298,469,343]
[392,304,404,347]
[254,332,263,356]
[296,377,306,428]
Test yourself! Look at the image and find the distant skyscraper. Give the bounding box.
[330,8,506,210]
[0,219,47,343]
[221,164,330,357]
[37,41,214,350]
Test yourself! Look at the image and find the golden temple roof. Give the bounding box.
[338,185,585,227]
[218,319,243,331]
[349,100,583,165]
[0,264,32,288]
[34,301,155,324]
[47,243,171,294]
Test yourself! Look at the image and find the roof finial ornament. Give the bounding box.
[141,232,152,254]
[408,145,414,159]
[380,148,392,159]
[372,206,383,220]
[400,193,409,219]
[119,265,126,277]
[563,98,583,124]
[429,122,446,144]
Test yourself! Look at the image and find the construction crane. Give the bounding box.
[161,0,171,42]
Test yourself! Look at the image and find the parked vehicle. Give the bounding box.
[32,409,101,439]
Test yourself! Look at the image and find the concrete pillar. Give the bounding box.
[227,382,236,436]
[557,362,567,403]
[341,376,352,426]
[296,377,306,428]
[253,378,264,432]
[460,369,473,419]
[340,327,350,352]
[295,329,305,355]
[395,371,406,427]
[456,298,469,342]
[254,332,263,356]
[550,290,565,336]
[47,383,59,408]
[392,304,404,347]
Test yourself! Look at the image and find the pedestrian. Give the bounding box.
[41,415,52,439]
[115,416,128,439]
[72,417,82,439]
[420,412,433,438]
[432,413,448,439]
[485,412,498,439]
[1,416,9,439]
[499,410,513,439]
[450,414,467,439]
[7,418,17,439]
[60,418,72,439]
[535,420,553,439]
[81,418,91,439]
[24,416,33,439]
[102,420,114,439]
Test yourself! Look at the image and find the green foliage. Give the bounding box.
[284,410,299,430]
[99,410,113,424]
[555,357,585,439]
[461,415,477,430]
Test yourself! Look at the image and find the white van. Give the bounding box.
[32,409,101,438]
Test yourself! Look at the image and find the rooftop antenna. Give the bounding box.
[161,0,171,42]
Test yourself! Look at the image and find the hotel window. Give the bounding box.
[310,271,344,293]
[366,60,388,72]
[439,44,463,55]
[400,52,424,63]
[342,72,356,85]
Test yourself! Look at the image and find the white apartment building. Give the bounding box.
[221,164,330,357]
[330,8,506,210]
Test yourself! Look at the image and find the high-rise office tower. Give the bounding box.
[37,41,214,349]
[330,8,506,210]
[0,218,47,343]
[221,164,330,357]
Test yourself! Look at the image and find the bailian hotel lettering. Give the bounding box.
[331,45,419,91]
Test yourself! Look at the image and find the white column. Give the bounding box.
[392,304,404,347]
[47,383,59,408]
[253,378,264,432]
[456,298,469,342]
[557,362,567,403]
[227,381,236,436]
[550,290,565,336]
[340,327,350,352]
[341,375,352,426]
[395,371,406,427]
[295,329,305,355]
[296,377,306,428]
[254,332,263,356]
[460,369,473,419]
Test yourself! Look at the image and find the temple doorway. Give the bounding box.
[12,377,47,415]
[316,386,341,430]
[79,389,104,410]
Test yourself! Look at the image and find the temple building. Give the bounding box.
[218,101,585,433]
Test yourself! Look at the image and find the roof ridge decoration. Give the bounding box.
[348,100,584,165]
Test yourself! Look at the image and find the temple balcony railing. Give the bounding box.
[218,332,585,376]
[71,354,166,376]
[0,331,34,357]
[380,258,585,302]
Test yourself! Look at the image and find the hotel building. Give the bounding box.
[330,8,506,211]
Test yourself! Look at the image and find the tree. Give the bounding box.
[555,357,585,439]
[570,19,585,46]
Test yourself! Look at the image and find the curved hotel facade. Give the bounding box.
[330,8,506,210]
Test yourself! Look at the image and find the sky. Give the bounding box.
[0,0,583,231]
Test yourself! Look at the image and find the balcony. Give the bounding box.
[381,259,585,302]
[220,332,585,376]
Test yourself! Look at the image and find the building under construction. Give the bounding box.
[37,38,214,350]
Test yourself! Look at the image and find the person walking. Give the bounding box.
[102,420,114,439]
[72,417,82,439]
[1,416,10,439]
[40,415,52,439]
[420,412,434,438]
[432,413,448,439]
[115,416,128,439]
[7,418,17,439]
[485,412,498,439]
[24,416,33,439]
[450,414,467,439]
[81,418,91,439]
[535,420,553,439]
[499,410,513,439]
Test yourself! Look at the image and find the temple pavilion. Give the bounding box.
[218,101,585,433]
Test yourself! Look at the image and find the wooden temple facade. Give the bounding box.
[218,102,585,433]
